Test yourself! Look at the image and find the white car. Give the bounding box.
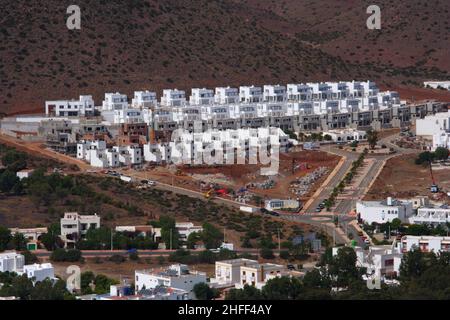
[148,180,156,186]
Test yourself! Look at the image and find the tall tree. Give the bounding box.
[366,129,378,150]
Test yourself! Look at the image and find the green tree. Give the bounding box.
[226,284,264,300]
[366,129,378,150]
[260,247,275,259]
[193,283,218,300]
[0,170,20,193]
[434,147,449,161]
[10,233,27,251]
[0,226,12,251]
[201,222,223,249]
[262,276,303,300]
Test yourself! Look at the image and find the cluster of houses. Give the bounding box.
[0,251,56,283]
[2,231,450,299]
[415,110,450,151]
[334,235,450,282]
[0,81,444,169]
[356,196,450,225]
[9,212,204,251]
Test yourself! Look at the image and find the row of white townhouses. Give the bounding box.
[356,196,450,225]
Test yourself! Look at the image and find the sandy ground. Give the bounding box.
[365,154,450,203]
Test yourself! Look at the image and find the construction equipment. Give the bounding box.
[204,188,228,199]
[429,160,440,193]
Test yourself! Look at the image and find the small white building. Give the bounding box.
[0,251,25,273]
[416,110,450,138]
[135,264,206,299]
[161,89,186,107]
[333,246,402,279]
[236,263,285,290]
[263,85,287,103]
[102,92,129,111]
[432,132,450,151]
[101,108,144,124]
[215,87,239,104]
[265,199,300,211]
[132,91,157,109]
[189,88,214,106]
[60,212,100,247]
[398,235,450,253]
[210,258,258,287]
[323,129,367,143]
[409,205,450,225]
[356,197,414,224]
[77,140,120,168]
[9,227,47,242]
[175,222,203,241]
[112,145,142,166]
[239,86,263,103]
[45,95,95,117]
[16,169,34,180]
[22,263,55,283]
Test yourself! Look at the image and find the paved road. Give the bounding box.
[34,248,261,258]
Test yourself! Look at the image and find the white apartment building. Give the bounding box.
[215,87,239,104]
[333,246,402,279]
[0,252,25,273]
[323,129,367,142]
[175,222,203,241]
[398,235,450,253]
[210,258,259,287]
[409,205,450,225]
[143,143,171,163]
[101,108,144,124]
[135,264,207,299]
[22,263,55,283]
[77,140,120,168]
[189,88,214,106]
[45,95,95,117]
[424,81,450,91]
[432,132,450,151]
[60,212,100,247]
[112,145,142,165]
[263,85,287,103]
[356,197,414,224]
[239,86,263,103]
[287,84,313,101]
[416,110,450,138]
[102,92,129,111]
[161,89,186,107]
[236,263,285,290]
[146,127,288,165]
[132,91,157,108]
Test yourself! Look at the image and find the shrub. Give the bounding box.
[109,254,126,264]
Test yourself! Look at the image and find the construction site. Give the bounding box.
[119,150,340,207]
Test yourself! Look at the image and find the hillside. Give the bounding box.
[0,0,449,115]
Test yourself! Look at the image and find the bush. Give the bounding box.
[109,254,126,264]
[129,252,139,261]
[279,250,290,260]
[50,248,82,262]
[260,248,275,259]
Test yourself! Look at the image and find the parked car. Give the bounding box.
[315,207,322,212]
[287,264,296,270]
[147,180,156,186]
